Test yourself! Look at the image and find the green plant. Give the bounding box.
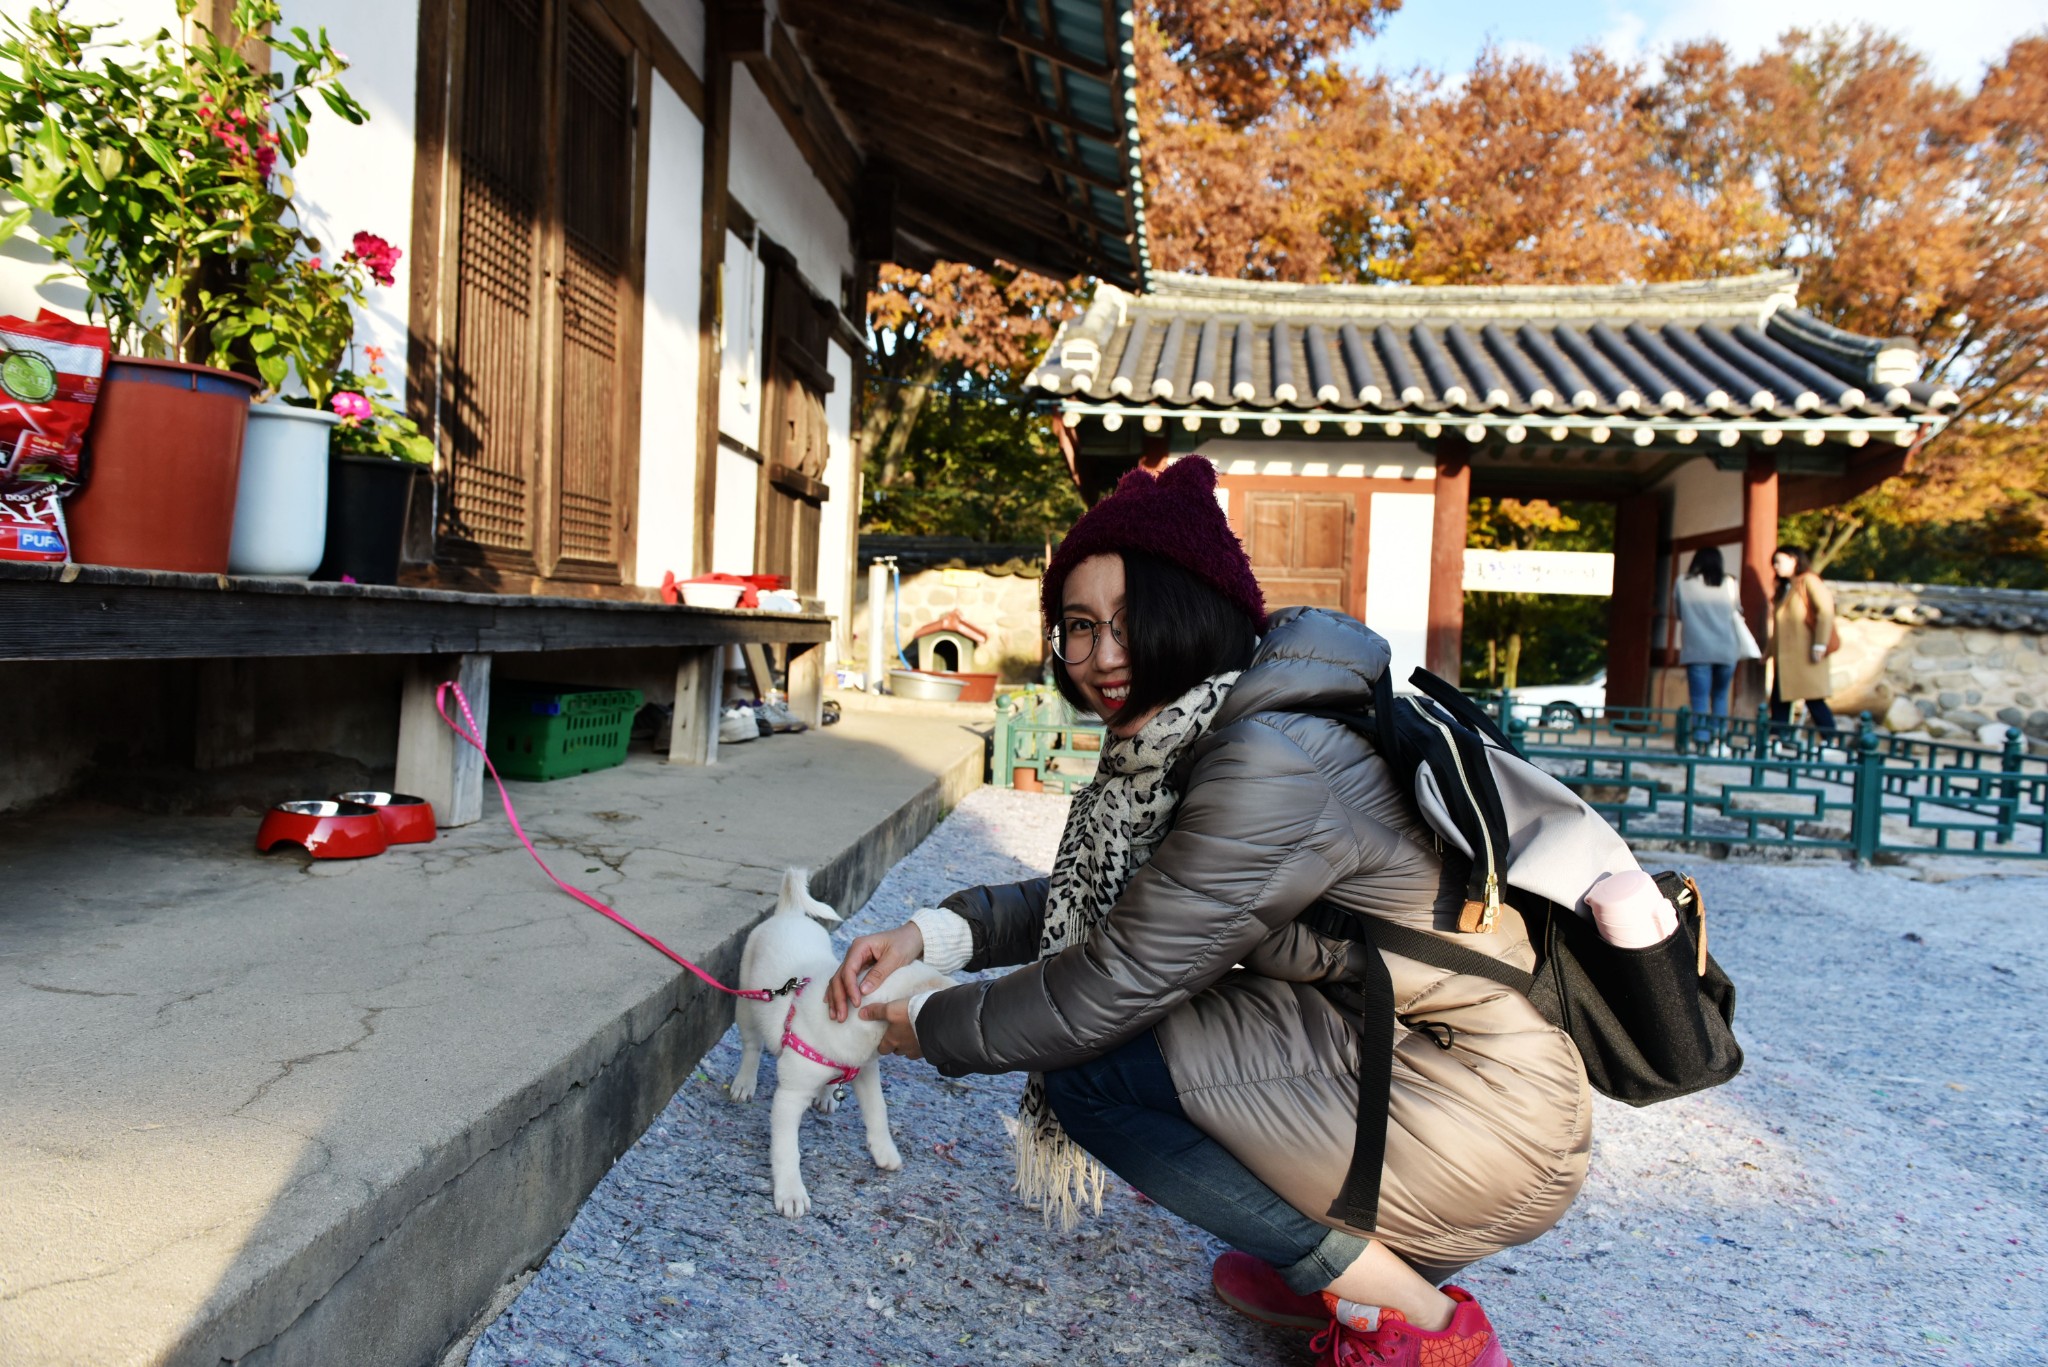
[315,344,433,463]
[0,0,378,401]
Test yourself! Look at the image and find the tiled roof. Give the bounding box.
[1029,272,1957,427]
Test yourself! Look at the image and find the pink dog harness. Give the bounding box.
[779,979,863,1085]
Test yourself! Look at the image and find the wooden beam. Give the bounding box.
[667,645,723,764]
[1739,450,1778,712]
[396,653,492,827]
[1426,457,1470,682]
[855,169,897,262]
[1606,492,1659,710]
[404,0,455,567]
[997,19,1115,81]
[693,40,735,577]
[711,0,768,59]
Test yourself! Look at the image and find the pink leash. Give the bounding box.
[435,681,787,1004]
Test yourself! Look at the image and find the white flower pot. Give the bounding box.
[228,402,342,576]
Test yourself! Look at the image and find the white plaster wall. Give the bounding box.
[1658,456,1743,539]
[727,66,851,305]
[279,0,416,373]
[718,229,764,450]
[816,340,856,657]
[711,445,757,575]
[1192,440,1438,481]
[1364,491,1436,685]
[632,76,705,587]
[640,0,705,75]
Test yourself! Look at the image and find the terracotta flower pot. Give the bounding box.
[66,357,259,573]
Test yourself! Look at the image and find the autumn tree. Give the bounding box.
[1462,499,1615,689]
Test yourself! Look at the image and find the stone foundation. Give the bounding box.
[1827,582,2048,750]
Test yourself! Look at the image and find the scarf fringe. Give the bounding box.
[1006,1108,1108,1231]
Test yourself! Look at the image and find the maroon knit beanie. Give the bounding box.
[1042,456,1266,630]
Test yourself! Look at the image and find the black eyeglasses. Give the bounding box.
[1047,607,1127,665]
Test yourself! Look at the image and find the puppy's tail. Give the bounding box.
[776,867,843,925]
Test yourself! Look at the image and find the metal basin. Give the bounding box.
[888,669,967,702]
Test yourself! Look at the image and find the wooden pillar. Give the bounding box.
[396,653,492,826]
[787,641,824,729]
[667,646,723,765]
[1605,493,1659,710]
[1425,456,1470,682]
[1739,450,1780,710]
[690,14,739,575]
[1138,431,1170,472]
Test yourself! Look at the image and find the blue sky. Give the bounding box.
[1345,0,2048,89]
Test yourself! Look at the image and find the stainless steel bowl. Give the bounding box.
[888,669,967,702]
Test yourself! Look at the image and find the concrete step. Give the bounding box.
[0,707,985,1366]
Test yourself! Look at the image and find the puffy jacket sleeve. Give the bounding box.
[918,720,1356,1077]
[938,878,1051,971]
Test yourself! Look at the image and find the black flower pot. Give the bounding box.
[313,455,421,585]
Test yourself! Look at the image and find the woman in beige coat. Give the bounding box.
[829,458,1588,1367]
[1768,544,1839,738]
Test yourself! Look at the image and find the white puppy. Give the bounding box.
[731,868,952,1217]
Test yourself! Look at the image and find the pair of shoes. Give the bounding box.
[1210,1250,1328,1332]
[1312,1287,1511,1366]
[757,699,808,733]
[717,705,759,744]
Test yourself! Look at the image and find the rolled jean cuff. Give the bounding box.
[1280,1226,1372,1295]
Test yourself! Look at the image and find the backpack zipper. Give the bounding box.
[1412,700,1502,932]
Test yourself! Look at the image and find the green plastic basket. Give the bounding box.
[486,681,645,781]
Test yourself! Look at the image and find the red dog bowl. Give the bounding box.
[255,800,390,859]
[334,791,437,844]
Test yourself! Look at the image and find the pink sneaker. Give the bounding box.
[1311,1286,1512,1366]
[1209,1251,1330,1332]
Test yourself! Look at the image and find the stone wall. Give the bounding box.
[1826,582,2048,751]
[851,541,1048,683]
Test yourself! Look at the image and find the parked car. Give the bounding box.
[1508,668,1608,730]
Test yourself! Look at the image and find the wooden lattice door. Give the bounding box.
[439,0,641,582]
[756,257,833,596]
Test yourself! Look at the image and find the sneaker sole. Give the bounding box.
[1211,1281,1328,1332]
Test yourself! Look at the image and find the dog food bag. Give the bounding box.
[0,492,68,562]
[0,310,110,502]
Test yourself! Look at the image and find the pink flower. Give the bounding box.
[330,391,373,422]
[347,231,402,288]
[307,256,322,271]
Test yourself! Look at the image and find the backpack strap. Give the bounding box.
[1301,899,1536,999]
[1406,666,1521,756]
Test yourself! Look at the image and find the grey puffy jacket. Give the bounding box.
[917,608,1591,1277]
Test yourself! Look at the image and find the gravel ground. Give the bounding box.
[468,787,2047,1367]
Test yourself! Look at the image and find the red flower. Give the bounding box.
[347,231,401,288]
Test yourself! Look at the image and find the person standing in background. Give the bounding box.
[1674,547,1752,754]
[1768,545,1839,740]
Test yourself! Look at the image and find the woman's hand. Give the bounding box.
[827,922,924,1022]
[859,998,922,1059]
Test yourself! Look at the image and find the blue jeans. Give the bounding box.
[1043,1030,1369,1294]
[1685,662,1735,744]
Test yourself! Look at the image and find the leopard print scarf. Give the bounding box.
[1011,672,1240,1229]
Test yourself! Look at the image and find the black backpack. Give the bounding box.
[1307,667,1743,1229]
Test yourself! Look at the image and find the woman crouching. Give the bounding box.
[829,456,1590,1365]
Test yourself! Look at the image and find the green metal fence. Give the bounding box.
[994,689,2047,863]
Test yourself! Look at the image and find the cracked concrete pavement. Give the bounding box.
[0,701,987,1367]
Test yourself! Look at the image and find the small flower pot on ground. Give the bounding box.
[65,357,260,574]
[314,453,420,585]
[228,402,341,576]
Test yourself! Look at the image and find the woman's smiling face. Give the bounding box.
[1057,554,1161,737]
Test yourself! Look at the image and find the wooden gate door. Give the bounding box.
[438,0,642,583]
[755,256,833,595]
[1242,490,1354,612]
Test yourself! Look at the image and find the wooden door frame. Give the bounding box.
[408,0,651,587]
[1220,473,1434,617]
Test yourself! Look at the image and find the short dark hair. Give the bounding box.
[1687,546,1726,588]
[1051,551,1259,729]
